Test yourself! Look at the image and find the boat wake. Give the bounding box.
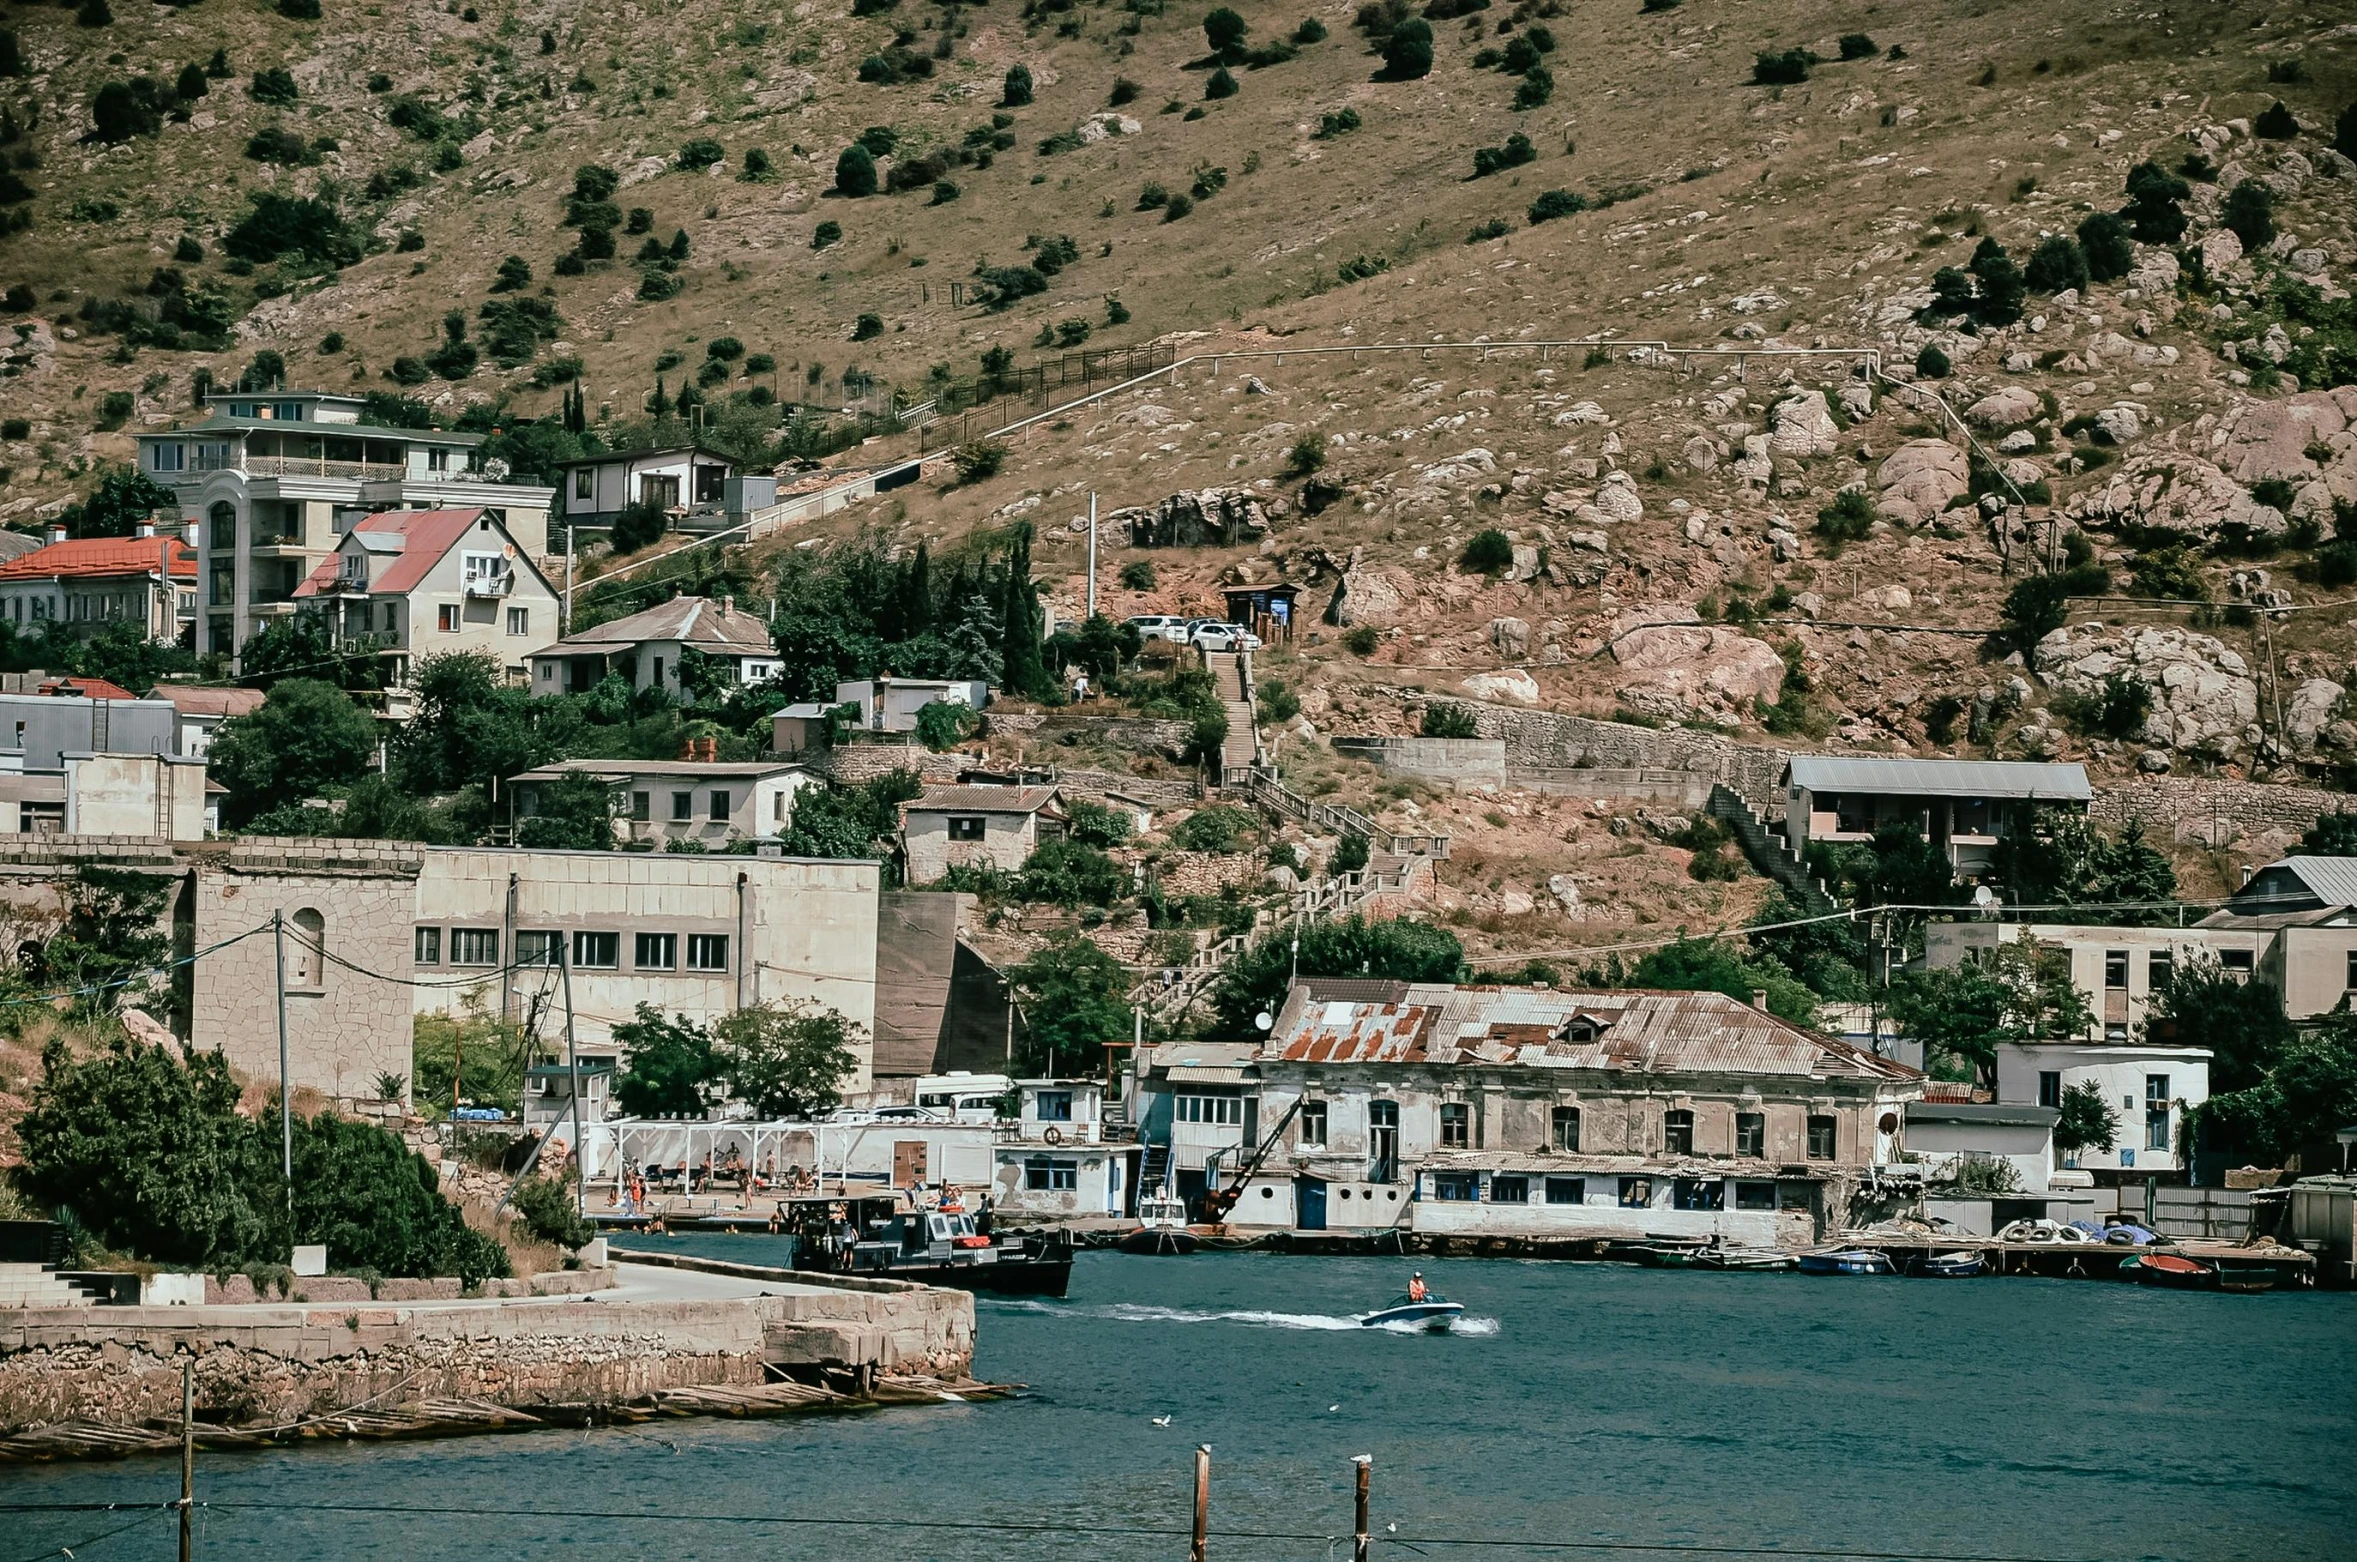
[991,1299,1499,1335]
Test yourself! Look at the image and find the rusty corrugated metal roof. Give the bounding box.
[1268,984,1919,1082]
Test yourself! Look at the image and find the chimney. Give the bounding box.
[697,735,718,762]
[678,736,698,762]
[45,524,66,545]
[1751,988,1770,1011]
[716,594,732,617]
[135,522,156,539]
[2240,864,2254,888]
[183,520,202,550]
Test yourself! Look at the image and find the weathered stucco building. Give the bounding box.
[1136,980,1923,1245]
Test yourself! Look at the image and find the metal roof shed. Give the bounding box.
[1783,756,2092,802]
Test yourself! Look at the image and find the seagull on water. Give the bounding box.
[1151,1415,1173,1427]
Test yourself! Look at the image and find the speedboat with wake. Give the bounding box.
[1360,1288,1465,1332]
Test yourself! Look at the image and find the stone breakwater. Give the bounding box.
[0,1263,974,1437]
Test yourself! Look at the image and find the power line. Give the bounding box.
[4,1507,166,1562]
[0,919,276,1010]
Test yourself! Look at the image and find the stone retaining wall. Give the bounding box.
[1397,694,1793,805]
[0,1269,973,1433]
[987,712,1196,760]
[2087,774,2348,847]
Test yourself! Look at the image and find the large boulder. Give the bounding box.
[2216,388,2357,485]
[1875,438,1969,526]
[1326,547,1415,627]
[1769,390,1839,457]
[1965,385,2041,429]
[2286,679,2348,755]
[1117,487,1270,547]
[1461,669,1541,705]
[2198,228,2245,276]
[1488,616,1532,657]
[2068,454,2288,541]
[1608,610,1787,721]
[1586,469,1644,524]
[2034,625,2261,758]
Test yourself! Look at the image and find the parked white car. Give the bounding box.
[1189,622,1263,652]
[1127,615,1187,640]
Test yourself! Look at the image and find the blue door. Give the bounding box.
[1296,1178,1328,1231]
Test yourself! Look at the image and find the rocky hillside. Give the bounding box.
[2,0,2355,920]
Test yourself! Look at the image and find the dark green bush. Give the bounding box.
[1513,65,1554,109]
[1205,66,1239,99]
[834,143,877,196]
[2221,180,2275,252]
[1837,33,1876,59]
[1814,488,1876,553]
[2077,211,2132,281]
[2023,234,2089,295]
[1343,625,1379,656]
[1459,528,1515,573]
[2253,99,2298,140]
[1471,132,1535,177]
[250,67,299,107]
[812,220,842,249]
[1467,217,1510,242]
[1751,48,1813,85]
[1915,343,1951,378]
[1527,188,1585,223]
[1379,17,1433,78]
[852,312,884,341]
[1002,63,1034,105]
[1422,703,1479,738]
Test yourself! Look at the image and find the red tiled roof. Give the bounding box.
[148,684,267,718]
[39,676,137,700]
[0,536,196,583]
[293,508,492,599]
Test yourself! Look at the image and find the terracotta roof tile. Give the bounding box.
[292,508,493,599]
[0,536,196,583]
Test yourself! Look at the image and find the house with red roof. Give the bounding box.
[0,528,198,644]
[292,507,560,685]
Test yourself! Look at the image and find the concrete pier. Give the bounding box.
[0,1257,976,1454]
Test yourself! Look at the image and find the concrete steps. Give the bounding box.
[0,1263,93,1308]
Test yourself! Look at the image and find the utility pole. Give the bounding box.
[563,524,576,635]
[178,1360,194,1562]
[1352,1454,1372,1562]
[1085,491,1098,621]
[1190,1445,1212,1562]
[560,933,584,1219]
[272,911,292,1214]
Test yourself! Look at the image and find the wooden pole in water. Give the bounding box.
[178,1359,193,1562]
[1190,1444,1211,1562]
[1353,1454,1371,1562]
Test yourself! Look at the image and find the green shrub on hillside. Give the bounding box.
[1527,188,1586,223]
[1751,49,1813,85]
[834,143,877,196]
[2023,234,2088,295]
[1459,528,1515,574]
[1814,488,1876,553]
[1003,63,1034,105]
[1471,132,1535,177]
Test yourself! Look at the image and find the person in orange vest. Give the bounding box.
[1407,1272,1429,1303]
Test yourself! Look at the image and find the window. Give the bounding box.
[2346,950,2357,993]
[1663,1109,1695,1155]
[1735,1112,1765,1158]
[572,931,620,969]
[1735,1180,1777,1211]
[710,789,731,821]
[507,606,529,636]
[573,468,593,500]
[1174,1093,1243,1126]
[449,928,499,966]
[1673,1177,1725,1211]
[2038,1071,2063,1109]
[426,447,451,474]
[1551,1106,1580,1152]
[947,815,986,842]
[1490,1175,1529,1204]
[2145,1074,2172,1152]
[1778,1182,1815,1212]
[651,656,665,687]
[1544,1176,1586,1206]
[1297,1100,1328,1147]
[671,792,693,822]
[686,934,729,972]
[1439,1102,1471,1149]
[438,603,459,632]
[631,792,651,822]
[151,442,184,472]
[2150,949,2174,992]
[1432,1173,1480,1202]
[2220,948,2254,974]
[1035,1090,1074,1122]
[1617,1176,1653,1208]
[414,926,441,965]
[1024,1156,1078,1191]
[1806,1114,1837,1161]
[635,932,677,970]
[515,931,561,967]
[382,602,398,633]
[2104,950,2130,989]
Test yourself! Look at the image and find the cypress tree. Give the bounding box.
[649,376,671,416]
[903,538,933,637]
[999,526,1048,698]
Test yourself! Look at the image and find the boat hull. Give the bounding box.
[1116,1227,1202,1256]
[1360,1301,1465,1332]
[1693,1250,1799,1273]
[882,1253,1075,1297]
[1797,1249,1896,1276]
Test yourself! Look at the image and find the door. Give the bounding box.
[892,1140,929,1189]
[1296,1177,1328,1231]
[1369,1101,1399,1184]
[639,473,681,509]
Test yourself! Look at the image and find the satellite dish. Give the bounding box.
[1972,884,1999,912]
[1254,1011,1273,1032]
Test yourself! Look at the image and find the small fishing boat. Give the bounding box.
[1914,1250,1984,1279]
[1797,1247,1897,1276]
[1691,1243,1798,1273]
[2121,1252,2214,1290]
[1626,1243,1705,1268]
[2210,1266,2280,1294]
[1116,1187,1199,1256]
[1360,1297,1466,1332]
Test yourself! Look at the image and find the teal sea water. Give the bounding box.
[5,1244,2352,1561]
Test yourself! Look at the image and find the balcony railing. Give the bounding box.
[463,573,515,598]
[243,456,409,482]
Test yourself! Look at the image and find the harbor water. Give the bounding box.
[6,1243,2352,1560]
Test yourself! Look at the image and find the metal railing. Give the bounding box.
[243,456,409,482]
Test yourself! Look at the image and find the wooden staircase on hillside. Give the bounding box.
[1706,783,1839,917]
[1202,650,1262,786]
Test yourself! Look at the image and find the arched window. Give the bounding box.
[289,908,325,989]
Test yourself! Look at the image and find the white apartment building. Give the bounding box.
[506,757,818,847]
[133,390,553,664]
[291,507,559,685]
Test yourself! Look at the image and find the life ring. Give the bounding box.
[1042,1126,1064,1146]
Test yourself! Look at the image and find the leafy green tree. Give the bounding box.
[1745,888,1867,1000]
[1001,63,1033,106]
[209,679,381,826]
[1212,915,1463,1037]
[40,866,173,1017]
[515,769,620,850]
[1203,7,1248,61]
[1014,838,1126,905]
[1887,937,2090,1085]
[914,698,979,751]
[2023,234,2089,295]
[2140,951,2297,1094]
[775,771,922,866]
[1988,813,2175,922]
[2303,811,2357,856]
[2220,180,2275,252]
[510,1174,594,1249]
[293,1111,509,1284]
[2186,1013,2357,1166]
[17,1036,283,1265]
[1005,933,1130,1075]
[2077,211,2133,281]
[30,620,195,695]
[2052,1080,2119,1164]
[234,612,381,691]
[393,651,552,796]
[834,142,878,196]
[716,1001,864,1118]
[1063,799,1134,848]
[612,1004,720,1117]
[62,464,177,539]
[1378,16,1432,78]
[1172,804,1257,853]
[1612,937,1819,1028]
